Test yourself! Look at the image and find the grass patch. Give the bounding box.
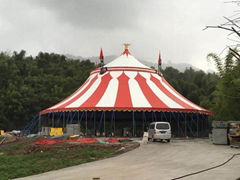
[0,145,115,180]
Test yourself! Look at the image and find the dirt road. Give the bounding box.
[16,139,240,180]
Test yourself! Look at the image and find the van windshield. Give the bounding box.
[156,123,169,130]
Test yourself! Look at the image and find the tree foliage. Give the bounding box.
[163,67,218,110]
[204,1,240,121]
[207,50,240,121]
[0,51,94,130]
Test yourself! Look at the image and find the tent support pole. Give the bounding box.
[79,112,84,132]
[63,112,65,128]
[187,114,194,137]
[177,113,180,136]
[58,112,62,127]
[98,111,104,135]
[85,111,88,136]
[104,111,106,136]
[94,111,96,136]
[205,115,208,137]
[191,113,198,136]
[153,112,157,121]
[172,112,178,137]
[71,112,77,124]
[190,113,193,137]
[110,111,115,136]
[202,114,204,136]
[46,113,50,127]
[68,113,71,124]
[61,112,63,126]
[169,112,171,126]
[67,112,70,125]
[77,111,80,133]
[52,113,54,128]
[184,113,187,137]
[114,111,116,136]
[197,113,199,138]
[144,111,147,132]
[133,111,135,137]
[38,114,41,135]
[206,115,209,136]
[110,111,113,136]
[202,115,205,136]
[163,112,167,122]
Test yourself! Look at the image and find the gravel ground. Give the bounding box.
[16,139,240,180]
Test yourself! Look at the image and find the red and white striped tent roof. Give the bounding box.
[40,46,211,115]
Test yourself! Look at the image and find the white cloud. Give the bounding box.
[0,0,238,71]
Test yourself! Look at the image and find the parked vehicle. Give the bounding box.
[148,122,171,142]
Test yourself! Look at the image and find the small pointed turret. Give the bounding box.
[99,48,107,74]
[99,48,104,63]
[158,51,162,74]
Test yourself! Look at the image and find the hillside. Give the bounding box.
[65,54,200,72]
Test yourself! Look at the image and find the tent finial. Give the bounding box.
[123,43,131,56]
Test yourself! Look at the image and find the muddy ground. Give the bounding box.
[0,136,140,156]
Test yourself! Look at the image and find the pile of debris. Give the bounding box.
[0,130,21,145]
[211,121,240,148]
[228,122,240,148]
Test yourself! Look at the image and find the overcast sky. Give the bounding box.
[0,0,237,71]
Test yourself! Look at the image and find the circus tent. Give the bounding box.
[33,45,212,137]
[40,46,211,115]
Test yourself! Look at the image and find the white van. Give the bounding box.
[148,122,171,142]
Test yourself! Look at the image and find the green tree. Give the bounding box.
[207,50,240,121]
[0,51,95,130]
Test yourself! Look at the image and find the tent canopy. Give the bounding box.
[40,46,212,115]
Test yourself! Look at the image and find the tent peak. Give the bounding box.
[122,43,131,56]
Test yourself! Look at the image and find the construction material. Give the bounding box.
[212,121,228,145]
[41,127,50,136]
[212,128,228,145]
[229,122,240,148]
[50,135,68,140]
[0,130,4,136]
[69,135,79,140]
[141,132,148,144]
[229,122,240,136]
[66,124,80,136]
[27,134,38,138]
[50,128,63,136]
[212,121,228,128]
[0,137,6,145]
[230,138,240,148]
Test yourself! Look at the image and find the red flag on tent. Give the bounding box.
[158,52,162,66]
[99,48,104,63]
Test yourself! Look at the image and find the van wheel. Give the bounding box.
[167,139,170,142]
[152,137,156,142]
